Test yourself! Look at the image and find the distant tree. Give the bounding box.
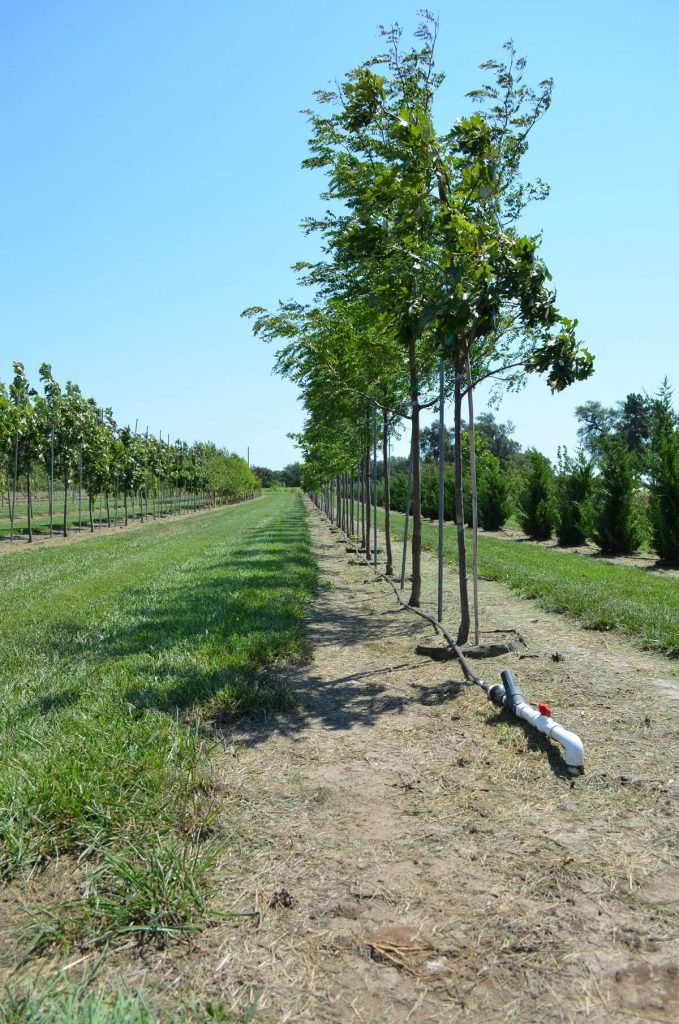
[419,424,453,464]
[575,401,616,458]
[252,465,276,487]
[473,413,521,465]
[648,385,679,563]
[616,393,654,466]
[517,449,557,540]
[592,439,642,555]
[280,462,302,488]
[555,449,594,546]
[477,457,511,530]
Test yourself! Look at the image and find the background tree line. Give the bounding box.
[250,462,303,488]
[380,384,679,562]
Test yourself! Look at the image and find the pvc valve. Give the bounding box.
[538,703,552,717]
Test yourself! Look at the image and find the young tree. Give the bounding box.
[9,363,39,541]
[517,449,557,540]
[648,389,679,563]
[592,439,642,555]
[555,449,594,546]
[477,457,511,530]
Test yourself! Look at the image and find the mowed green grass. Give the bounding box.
[0,492,316,959]
[380,510,679,656]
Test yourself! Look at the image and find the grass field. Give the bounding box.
[0,491,315,1014]
[381,510,679,656]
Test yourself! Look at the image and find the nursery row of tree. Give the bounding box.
[244,18,595,644]
[0,361,260,541]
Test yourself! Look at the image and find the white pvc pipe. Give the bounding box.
[514,701,585,774]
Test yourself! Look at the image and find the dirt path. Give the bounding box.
[125,500,674,1024]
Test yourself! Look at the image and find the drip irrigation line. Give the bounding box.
[310,493,585,775]
[312,497,485,691]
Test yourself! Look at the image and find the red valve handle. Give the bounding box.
[538,703,552,717]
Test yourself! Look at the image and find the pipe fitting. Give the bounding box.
[498,670,585,775]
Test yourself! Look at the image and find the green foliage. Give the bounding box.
[555,449,594,546]
[592,440,642,555]
[477,458,511,530]
[517,449,556,540]
[648,402,679,563]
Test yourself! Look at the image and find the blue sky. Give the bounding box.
[1,1,676,468]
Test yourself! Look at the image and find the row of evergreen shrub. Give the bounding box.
[383,408,679,562]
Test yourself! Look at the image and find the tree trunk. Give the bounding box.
[466,352,480,645]
[63,478,69,538]
[438,358,445,622]
[358,462,364,548]
[400,441,413,589]
[454,364,470,644]
[382,408,393,576]
[10,433,18,542]
[27,470,33,543]
[408,332,422,607]
[364,449,372,562]
[49,428,55,538]
[372,406,378,568]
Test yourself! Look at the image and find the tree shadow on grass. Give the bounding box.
[15,502,476,748]
[25,508,460,743]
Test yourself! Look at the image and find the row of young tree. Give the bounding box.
[0,361,260,541]
[244,18,594,644]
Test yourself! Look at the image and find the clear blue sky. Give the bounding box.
[2,1,676,468]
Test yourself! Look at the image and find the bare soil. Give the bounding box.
[4,500,678,1022]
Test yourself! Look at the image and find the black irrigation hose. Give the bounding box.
[310,498,487,692]
[310,493,585,774]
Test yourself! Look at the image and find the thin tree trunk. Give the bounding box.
[364,449,372,562]
[27,470,33,543]
[408,332,422,607]
[49,427,55,538]
[372,406,378,568]
[382,408,393,576]
[454,364,470,644]
[78,449,83,532]
[63,478,68,538]
[400,439,413,590]
[360,463,365,548]
[466,352,480,645]
[10,433,18,542]
[438,358,445,623]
